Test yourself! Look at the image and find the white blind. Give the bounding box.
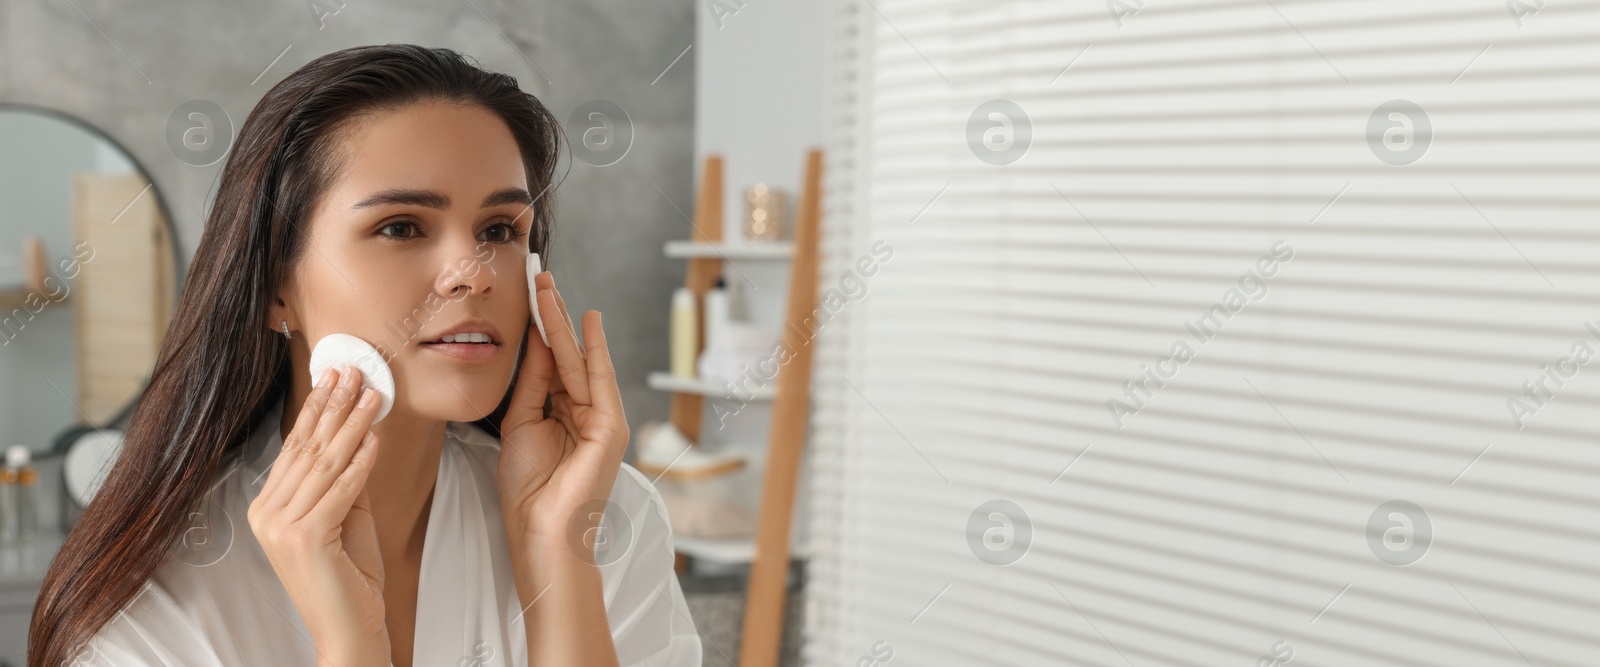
[804,1,1600,665]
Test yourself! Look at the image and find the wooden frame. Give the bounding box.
[737,148,823,667]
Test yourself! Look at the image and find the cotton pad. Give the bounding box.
[309,333,396,423]
[527,253,550,347]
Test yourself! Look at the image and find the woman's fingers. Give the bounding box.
[270,367,363,508]
[259,367,339,510]
[537,285,593,407]
[580,310,626,420]
[304,428,381,530]
[534,271,585,362]
[550,282,586,362]
[284,380,381,520]
[516,271,623,453]
[262,366,372,522]
[504,308,558,430]
[579,311,629,469]
[309,366,366,451]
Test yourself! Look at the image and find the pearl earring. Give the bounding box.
[280,320,292,340]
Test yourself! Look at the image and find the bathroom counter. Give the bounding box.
[0,452,67,662]
[0,532,64,593]
[0,530,62,662]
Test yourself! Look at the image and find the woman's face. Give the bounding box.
[278,99,534,423]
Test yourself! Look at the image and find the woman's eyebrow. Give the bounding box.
[351,186,533,210]
[481,186,534,208]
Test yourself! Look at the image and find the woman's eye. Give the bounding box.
[479,221,525,244]
[376,219,522,243]
[378,220,421,239]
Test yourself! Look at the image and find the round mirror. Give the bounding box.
[0,105,181,457]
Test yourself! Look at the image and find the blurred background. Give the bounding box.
[4,0,1600,665]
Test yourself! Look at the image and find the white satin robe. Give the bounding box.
[81,397,704,666]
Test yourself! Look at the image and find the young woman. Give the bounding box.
[29,45,701,667]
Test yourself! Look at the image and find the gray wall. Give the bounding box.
[0,0,696,453]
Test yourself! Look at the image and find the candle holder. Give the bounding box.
[742,184,789,243]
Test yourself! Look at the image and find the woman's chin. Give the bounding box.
[386,358,515,423]
[388,386,507,424]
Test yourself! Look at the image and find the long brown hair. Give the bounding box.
[30,44,563,666]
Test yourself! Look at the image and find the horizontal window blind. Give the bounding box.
[804,0,1600,665]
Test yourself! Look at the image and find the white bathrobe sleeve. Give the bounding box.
[600,463,706,667]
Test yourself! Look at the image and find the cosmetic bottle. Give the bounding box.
[727,273,749,321]
[670,286,698,378]
[703,277,730,354]
[2,446,36,544]
[697,277,734,380]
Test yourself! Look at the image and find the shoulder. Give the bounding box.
[84,481,310,665]
[83,410,311,665]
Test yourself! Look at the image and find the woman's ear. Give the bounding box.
[269,265,310,336]
[268,293,296,337]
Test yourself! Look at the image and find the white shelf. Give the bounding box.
[648,371,775,400]
[672,534,808,565]
[674,535,755,564]
[664,240,792,260]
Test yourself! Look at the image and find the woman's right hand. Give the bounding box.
[247,365,390,667]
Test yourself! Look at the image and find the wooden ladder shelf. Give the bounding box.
[660,150,823,667]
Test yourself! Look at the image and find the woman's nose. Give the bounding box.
[435,242,497,298]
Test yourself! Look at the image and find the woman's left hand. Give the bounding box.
[497,269,630,562]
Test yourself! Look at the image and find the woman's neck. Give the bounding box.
[366,414,446,557]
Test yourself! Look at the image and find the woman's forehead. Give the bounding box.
[323,100,527,208]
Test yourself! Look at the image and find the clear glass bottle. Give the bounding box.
[5,446,36,544]
[0,452,15,545]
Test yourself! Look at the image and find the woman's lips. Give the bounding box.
[419,341,500,362]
